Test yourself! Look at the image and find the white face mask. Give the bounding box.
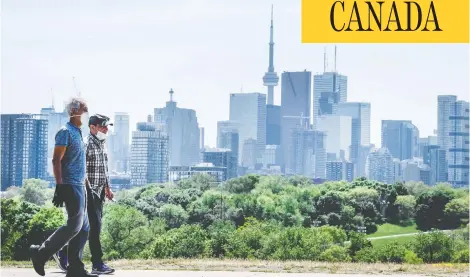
[96,131,107,141]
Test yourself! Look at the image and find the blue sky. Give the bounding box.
[2,0,469,147]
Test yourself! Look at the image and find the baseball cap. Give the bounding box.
[89,114,113,127]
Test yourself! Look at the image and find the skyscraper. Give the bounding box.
[39,106,69,175]
[217,126,239,177]
[130,122,169,186]
[316,115,352,161]
[1,114,48,190]
[366,147,394,184]
[280,71,312,173]
[110,112,130,173]
[313,69,347,129]
[229,93,266,166]
[337,102,371,176]
[290,128,326,178]
[154,89,200,166]
[438,96,469,187]
[381,120,419,161]
[327,160,354,182]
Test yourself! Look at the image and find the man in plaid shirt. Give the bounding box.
[54,114,115,275]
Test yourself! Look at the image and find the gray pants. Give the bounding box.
[39,185,90,271]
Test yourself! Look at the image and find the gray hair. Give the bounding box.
[65,97,86,116]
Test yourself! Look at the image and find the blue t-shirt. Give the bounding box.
[55,122,86,186]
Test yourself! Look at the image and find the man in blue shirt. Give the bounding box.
[30,98,97,277]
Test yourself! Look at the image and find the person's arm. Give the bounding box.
[52,129,69,185]
[52,146,66,184]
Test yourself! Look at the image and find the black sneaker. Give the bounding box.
[92,262,115,274]
[52,251,68,272]
[29,245,46,276]
[65,269,98,277]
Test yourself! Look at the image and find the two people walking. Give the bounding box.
[30,98,115,277]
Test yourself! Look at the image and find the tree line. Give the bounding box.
[1,176,469,264]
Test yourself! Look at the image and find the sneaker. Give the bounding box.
[91,262,115,274]
[65,269,98,277]
[29,245,46,276]
[52,251,68,272]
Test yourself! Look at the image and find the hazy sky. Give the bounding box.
[2,0,469,147]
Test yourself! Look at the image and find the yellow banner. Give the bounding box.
[301,0,469,43]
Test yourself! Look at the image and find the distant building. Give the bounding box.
[438,96,469,187]
[203,148,237,181]
[229,93,266,165]
[280,71,312,173]
[130,122,169,186]
[262,144,282,168]
[313,71,348,129]
[1,114,48,190]
[381,120,419,161]
[290,128,326,178]
[326,160,354,182]
[336,102,371,177]
[366,147,394,184]
[154,89,200,167]
[217,122,239,174]
[169,163,226,184]
[316,115,352,161]
[39,106,69,175]
[109,112,130,173]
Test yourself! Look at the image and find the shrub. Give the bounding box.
[452,249,469,263]
[153,224,207,258]
[404,250,423,264]
[319,245,351,262]
[354,247,377,263]
[376,243,407,263]
[413,231,455,263]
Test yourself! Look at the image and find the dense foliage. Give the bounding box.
[1,176,469,264]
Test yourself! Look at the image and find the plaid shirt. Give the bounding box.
[85,134,109,198]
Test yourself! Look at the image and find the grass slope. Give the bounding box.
[368,223,419,238]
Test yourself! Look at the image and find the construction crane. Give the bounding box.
[282,112,310,130]
[72,77,81,97]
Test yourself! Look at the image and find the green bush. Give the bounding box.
[319,245,351,262]
[354,247,377,263]
[152,224,207,258]
[452,249,469,263]
[376,243,407,263]
[404,250,423,264]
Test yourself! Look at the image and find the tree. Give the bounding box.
[415,186,455,230]
[20,179,50,206]
[413,231,455,263]
[394,195,416,226]
[444,196,469,229]
[101,204,153,259]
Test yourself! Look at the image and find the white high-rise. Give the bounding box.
[229,93,266,166]
[337,102,371,177]
[112,112,130,172]
[130,122,169,186]
[438,95,469,187]
[316,115,352,161]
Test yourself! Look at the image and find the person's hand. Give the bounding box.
[52,184,65,207]
[105,186,114,201]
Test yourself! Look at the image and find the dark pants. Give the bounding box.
[59,189,104,266]
[87,189,104,265]
[39,185,89,271]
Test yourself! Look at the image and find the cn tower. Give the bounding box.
[262,5,279,105]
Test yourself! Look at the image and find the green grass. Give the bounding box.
[368,223,418,238]
[371,235,416,248]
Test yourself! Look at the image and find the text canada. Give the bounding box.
[330,1,443,32]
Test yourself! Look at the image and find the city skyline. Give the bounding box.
[2,0,469,148]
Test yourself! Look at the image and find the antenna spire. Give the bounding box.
[51,88,55,109]
[334,45,337,72]
[323,47,327,72]
[169,88,174,102]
